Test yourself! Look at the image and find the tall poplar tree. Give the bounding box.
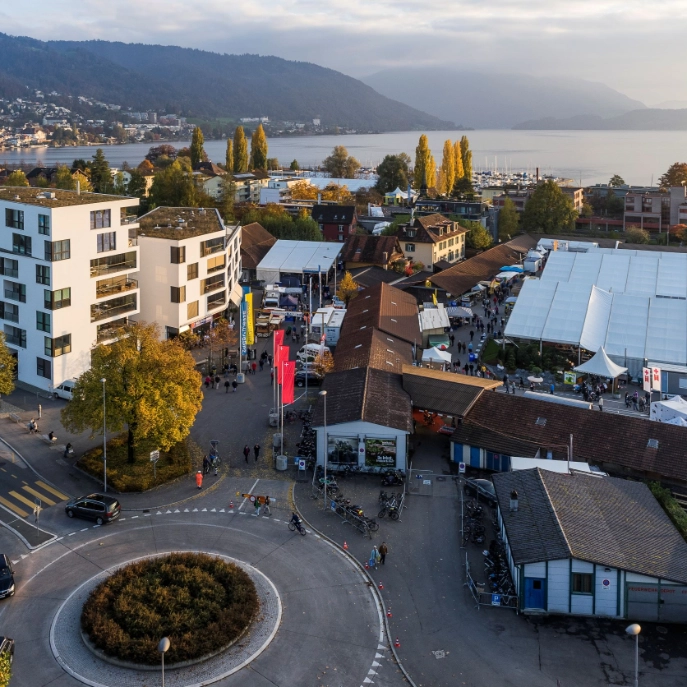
[414,134,436,189]
[90,149,112,193]
[460,135,472,183]
[250,124,268,171]
[225,139,233,172]
[453,141,464,182]
[440,140,455,196]
[233,126,249,174]
[190,126,205,170]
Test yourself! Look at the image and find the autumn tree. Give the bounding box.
[146,144,177,163]
[149,159,197,207]
[0,646,10,687]
[609,174,625,187]
[190,126,206,169]
[498,197,519,241]
[439,139,455,196]
[90,149,112,193]
[313,350,335,377]
[625,226,650,244]
[61,322,202,464]
[126,169,147,198]
[521,180,578,233]
[233,126,249,174]
[465,222,494,250]
[250,124,268,171]
[138,159,155,174]
[336,271,359,306]
[414,134,436,189]
[267,157,280,170]
[323,145,360,178]
[225,139,233,172]
[375,153,410,194]
[0,333,16,397]
[4,170,28,187]
[659,162,687,190]
[206,318,238,369]
[290,159,300,171]
[55,165,76,190]
[289,180,318,201]
[219,176,237,222]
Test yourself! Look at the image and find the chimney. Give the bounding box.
[535,167,539,184]
[509,490,519,512]
[77,180,81,195]
[383,251,388,270]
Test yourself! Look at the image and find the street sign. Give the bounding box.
[459,462,466,474]
[491,594,501,606]
[150,450,160,462]
[298,459,306,471]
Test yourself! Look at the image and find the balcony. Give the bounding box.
[96,276,138,299]
[4,289,25,303]
[90,251,137,278]
[96,317,128,342]
[207,291,226,311]
[201,274,225,295]
[91,293,137,322]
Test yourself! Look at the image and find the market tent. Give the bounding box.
[574,347,627,378]
[500,265,523,272]
[422,347,452,364]
[650,396,687,423]
[665,416,687,427]
[447,306,473,318]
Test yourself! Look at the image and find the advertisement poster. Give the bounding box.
[240,298,247,355]
[364,437,397,468]
[563,371,576,385]
[643,367,651,393]
[326,437,358,466]
[245,292,255,346]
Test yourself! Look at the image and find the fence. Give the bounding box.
[407,468,434,496]
[465,553,518,611]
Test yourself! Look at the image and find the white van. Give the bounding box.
[53,380,76,400]
[297,343,330,363]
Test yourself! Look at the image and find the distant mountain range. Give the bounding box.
[0,33,454,132]
[513,109,687,130]
[362,68,646,129]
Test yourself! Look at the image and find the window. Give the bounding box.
[90,209,111,229]
[187,263,199,280]
[38,214,50,235]
[448,238,455,247]
[96,232,117,253]
[405,243,415,252]
[572,572,593,594]
[200,273,225,294]
[36,265,50,286]
[171,246,186,264]
[207,255,225,273]
[4,325,26,348]
[44,287,71,310]
[12,234,31,256]
[36,357,51,380]
[207,291,226,309]
[36,311,51,333]
[45,334,71,357]
[187,301,199,319]
[5,209,24,230]
[200,237,224,257]
[45,239,70,261]
[338,224,344,231]
[4,281,26,303]
[0,303,19,323]
[0,258,18,278]
[171,286,186,303]
[90,251,137,277]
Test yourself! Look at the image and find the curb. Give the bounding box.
[0,502,56,551]
[292,484,418,687]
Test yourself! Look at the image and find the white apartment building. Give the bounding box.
[0,186,140,391]
[134,207,242,339]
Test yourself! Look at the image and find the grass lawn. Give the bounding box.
[78,435,201,492]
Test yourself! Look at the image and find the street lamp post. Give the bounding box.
[319,390,327,510]
[158,637,170,687]
[101,378,107,493]
[626,623,641,687]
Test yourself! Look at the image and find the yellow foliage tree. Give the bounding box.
[0,332,16,397]
[440,139,455,196]
[4,170,29,187]
[453,141,464,181]
[336,271,359,307]
[313,350,335,377]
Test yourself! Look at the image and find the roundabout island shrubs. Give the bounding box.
[81,553,259,665]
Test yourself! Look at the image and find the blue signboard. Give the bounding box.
[240,288,248,356]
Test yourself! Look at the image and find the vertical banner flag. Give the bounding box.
[278,345,290,384]
[273,329,284,371]
[245,292,255,346]
[240,299,247,356]
[642,367,651,393]
[282,360,296,404]
[651,366,662,391]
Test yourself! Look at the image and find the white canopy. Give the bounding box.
[574,347,627,378]
[665,416,687,427]
[650,395,687,422]
[422,347,452,364]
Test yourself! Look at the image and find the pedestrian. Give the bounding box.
[195,471,203,489]
[379,542,388,565]
[369,546,379,570]
[263,495,271,516]
[291,331,296,343]
[232,379,238,392]
[224,380,230,393]
[254,498,261,517]
[251,361,257,375]
[268,354,273,366]
[204,375,211,389]
[469,363,474,375]
[214,375,220,389]
[203,455,210,475]
[598,396,604,412]
[270,369,274,386]
[211,365,217,377]
[243,444,251,462]
[469,330,474,341]
[254,443,261,461]
[64,442,73,458]
[550,383,555,395]
[449,333,455,347]
[259,359,264,372]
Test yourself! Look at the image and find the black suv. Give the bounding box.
[65,493,121,525]
[0,555,14,600]
[295,370,323,387]
[464,478,497,506]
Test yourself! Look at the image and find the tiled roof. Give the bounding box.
[334,328,413,374]
[312,367,413,432]
[348,266,405,289]
[402,365,499,415]
[340,282,421,345]
[430,235,538,295]
[396,213,467,245]
[340,235,403,265]
[196,161,226,177]
[311,204,356,224]
[452,391,687,484]
[240,222,277,270]
[493,468,687,584]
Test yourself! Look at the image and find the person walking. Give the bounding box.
[251,361,257,375]
[243,444,251,463]
[598,396,604,412]
[369,546,379,571]
[202,455,210,475]
[254,443,261,462]
[378,542,388,565]
[195,471,203,490]
[214,375,221,389]
[232,379,238,393]
[550,383,555,395]
[204,375,211,389]
[254,498,261,517]
[263,495,271,516]
[64,442,73,459]
[259,359,264,372]
[224,380,230,393]
[469,330,474,341]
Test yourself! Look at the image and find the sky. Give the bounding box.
[2,0,685,105]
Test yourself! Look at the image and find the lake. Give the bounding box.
[1,130,684,186]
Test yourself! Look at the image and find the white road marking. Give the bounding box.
[67,532,75,536]
[131,516,138,519]
[239,478,260,511]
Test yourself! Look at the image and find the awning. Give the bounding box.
[500,265,523,272]
[574,347,627,378]
[229,282,244,307]
[422,347,452,364]
[447,306,473,318]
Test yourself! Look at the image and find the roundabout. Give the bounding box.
[3,511,396,687]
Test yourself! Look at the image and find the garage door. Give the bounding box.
[626,584,687,622]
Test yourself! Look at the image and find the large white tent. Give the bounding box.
[650,396,687,423]
[574,347,627,378]
[505,250,687,376]
[422,347,452,364]
[256,240,342,284]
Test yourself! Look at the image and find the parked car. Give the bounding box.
[53,380,76,400]
[0,556,14,600]
[464,478,497,505]
[295,370,324,387]
[65,494,121,525]
[0,637,14,664]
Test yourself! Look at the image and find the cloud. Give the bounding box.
[3,1,685,101]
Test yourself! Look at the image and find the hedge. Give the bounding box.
[648,482,687,542]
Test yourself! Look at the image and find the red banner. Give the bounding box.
[278,345,290,383]
[282,360,296,404]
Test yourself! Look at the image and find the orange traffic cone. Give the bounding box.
[364,561,369,569]
[229,500,234,509]
[394,637,400,648]
[378,581,384,590]
[343,541,348,551]
[387,608,392,618]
